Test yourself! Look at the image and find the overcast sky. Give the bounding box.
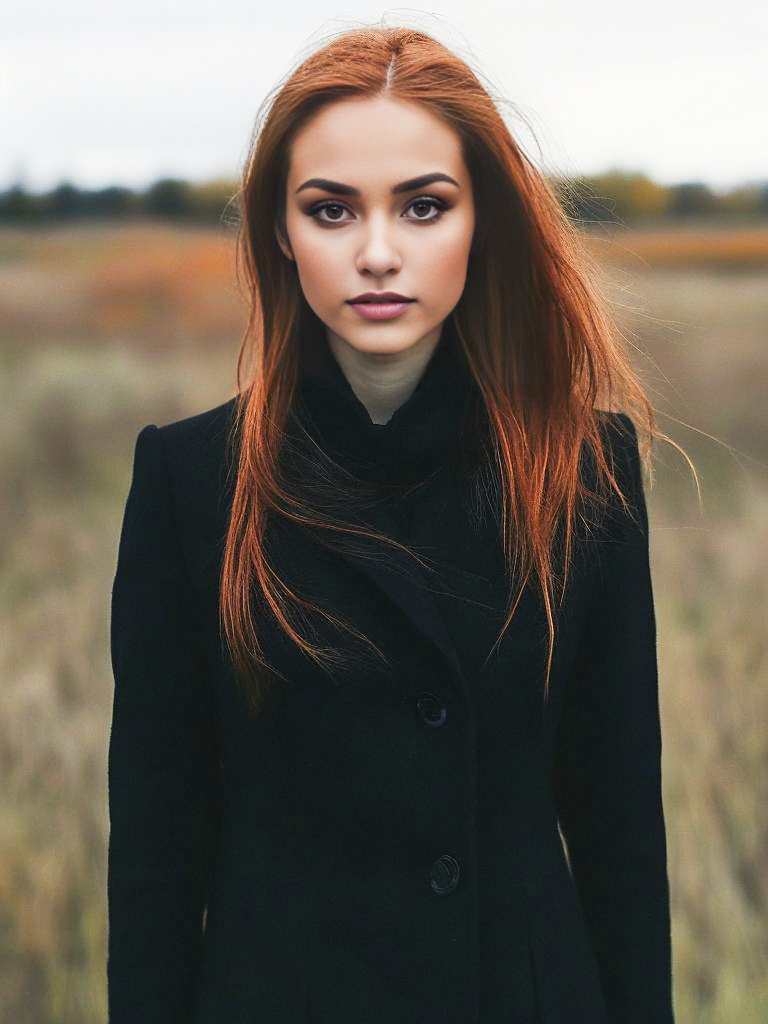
[2,1,764,194]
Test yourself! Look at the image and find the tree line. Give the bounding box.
[1,171,766,227]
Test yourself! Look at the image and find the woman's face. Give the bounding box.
[279,95,476,361]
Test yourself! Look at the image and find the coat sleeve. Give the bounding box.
[107,424,220,1023]
[552,412,675,1023]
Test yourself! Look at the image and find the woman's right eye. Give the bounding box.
[310,202,348,224]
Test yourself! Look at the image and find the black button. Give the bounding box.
[429,854,461,894]
[416,693,447,727]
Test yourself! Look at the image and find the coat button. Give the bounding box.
[429,854,461,894]
[416,693,447,727]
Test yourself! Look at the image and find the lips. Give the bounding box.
[348,293,414,304]
[348,298,414,321]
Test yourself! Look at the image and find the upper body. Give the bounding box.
[107,319,674,1024]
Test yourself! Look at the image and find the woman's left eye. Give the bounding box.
[306,196,449,226]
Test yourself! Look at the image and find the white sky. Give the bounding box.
[2,1,764,194]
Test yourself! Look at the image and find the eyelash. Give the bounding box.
[305,195,449,227]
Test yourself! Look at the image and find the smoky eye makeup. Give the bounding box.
[302,195,452,226]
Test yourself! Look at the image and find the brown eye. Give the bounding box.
[408,198,447,221]
[311,202,348,223]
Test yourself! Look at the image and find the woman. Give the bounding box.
[107,24,682,1024]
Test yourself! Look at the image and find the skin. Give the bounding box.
[276,95,476,424]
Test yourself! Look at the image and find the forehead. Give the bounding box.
[287,96,467,187]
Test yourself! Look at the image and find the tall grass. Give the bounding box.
[0,223,765,1023]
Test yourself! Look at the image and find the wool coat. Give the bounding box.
[107,318,675,1024]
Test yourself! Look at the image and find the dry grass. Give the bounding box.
[584,222,768,270]
[0,221,246,351]
[0,222,766,1023]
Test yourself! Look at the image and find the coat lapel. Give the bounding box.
[271,493,468,701]
[331,502,469,699]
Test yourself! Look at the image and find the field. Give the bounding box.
[1,220,766,1022]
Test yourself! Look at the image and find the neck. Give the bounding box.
[326,328,443,425]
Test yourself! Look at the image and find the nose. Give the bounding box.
[355,212,403,275]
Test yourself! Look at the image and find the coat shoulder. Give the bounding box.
[143,397,241,577]
[156,394,239,458]
[152,395,240,497]
[595,409,639,456]
[590,409,647,541]
[584,409,641,488]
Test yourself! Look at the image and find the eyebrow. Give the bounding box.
[294,172,460,196]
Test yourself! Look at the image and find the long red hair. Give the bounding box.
[219,24,690,717]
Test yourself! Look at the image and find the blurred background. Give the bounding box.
[1,3,766,1022]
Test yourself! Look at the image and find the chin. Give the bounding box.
[334,332,430,356]
[328,315,444,353]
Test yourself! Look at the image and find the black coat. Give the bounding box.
[107,322,675,1024]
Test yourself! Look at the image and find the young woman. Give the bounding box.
[107,24,683,1024]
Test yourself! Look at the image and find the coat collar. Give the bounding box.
[279,317,489,699]
[293,315,479,485]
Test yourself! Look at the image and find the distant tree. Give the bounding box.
[86,185,139,218]
[0,184,38,221]
[552,169,669,226]
[753,182,768,215]
[187,178,240,226]
[617,172,669,219]
[44,182,82,218]
[144,178,191,218]
[668,181,718,217]
[550,175,618,224]
[718,184,763,218]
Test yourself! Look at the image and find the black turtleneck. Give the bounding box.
[283,317,508,682]
[292,315,485,490]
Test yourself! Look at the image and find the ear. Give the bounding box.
[275,224,294,261]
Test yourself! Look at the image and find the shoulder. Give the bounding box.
[587,410,642,486]
[150,394,239,493]
[128,395,240,536]
[122,395,242,584]
[155,394,239,460]
[590,410,647,542]
[569,410,647,555]
[595,409,639,453]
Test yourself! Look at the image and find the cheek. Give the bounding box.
[420,222,473,284]
[293,240,345,299]
[286,214,339,289]
[294,237,346,286]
